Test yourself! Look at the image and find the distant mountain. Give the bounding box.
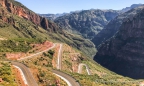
[92,5,144,46]
[1,1,142,86]
[121,4,143,13]
[40,4,142,43]
[39,13,69,20]
[54,9,120,40]
[94,5,144,79]
[0,0,96,58]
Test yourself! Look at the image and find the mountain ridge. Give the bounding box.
[92,4,144,46]
[121,4,143,13]
[94,5,144,79]
[0,0,96,58]
[54,9,120,40]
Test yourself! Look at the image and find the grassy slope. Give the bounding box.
[19,49,67,86]
[0,5,96,58]
[0,0,142,86]
[0,62,17,86]
[59,44,142,86]
[1,41,141,86]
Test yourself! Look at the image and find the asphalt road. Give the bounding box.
[10,43,83,86]
[11,62,38,86]
[52,70,80,86]
[78,63,91,75]
[57,44,62,69]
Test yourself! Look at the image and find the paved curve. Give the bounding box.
[11,43,82,86]
[57,44,62,70]
[52,70,80,86]
[18,43,56,60]
[11,62,38,86]
[78,63,91,75]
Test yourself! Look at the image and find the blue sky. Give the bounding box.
[15,0,144,14]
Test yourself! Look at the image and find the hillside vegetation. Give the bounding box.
[0,0,96,58]
[55,9,119,40]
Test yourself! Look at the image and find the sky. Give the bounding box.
[15,0,144,14]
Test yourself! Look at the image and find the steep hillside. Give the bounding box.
[92,5,144,46]
[0,62,17,86]
[0,0,143,85]
[0,0,96,58]
[0,0,61,32]
[54,9,120,40]
[19,43,142,86]
[94,6,144,79]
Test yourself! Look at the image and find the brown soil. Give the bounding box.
[6,41,53,60]
[0,78,3,83]
[12,65,28,86]
[52,44,60,68]
[30,41,53,52]
[6,53,26,60]
[62,44,81,72]
[0,38,7,40]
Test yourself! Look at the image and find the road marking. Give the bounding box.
[13,65,28,86]
[53,73,72,86]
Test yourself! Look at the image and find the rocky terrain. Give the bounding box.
[92,5,144,46]
[0,0,61,32]
[0,0,144,86]
[0,0,96,58]
[54,9,120,40]
[94,5,144,79]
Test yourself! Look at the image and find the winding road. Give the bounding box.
[52,70,80,86]
[10,43,82,86]
[11,62,38,86]
[18,43,56,60]
[57,44,62,70]
[54,44,81,86]
[78,63,91,75]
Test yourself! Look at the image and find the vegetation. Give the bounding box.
[0,38,45,52]
[59,44,142,86]
[63,66,141,86]
[51,32,96,58]
[1,1,142,86]
[0,62,17,86]
[43,50,55,59]
[0,11,96,58]
[21,49,67,86]
[55,9,119,40]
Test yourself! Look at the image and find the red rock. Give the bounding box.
[0,78,3,82]
[0,0,60,32]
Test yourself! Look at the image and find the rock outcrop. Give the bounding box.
[94,6,144,79]
[92,5,144,46]
[54,9,120,40]
[0,0,59,32]
[0,0,96,58]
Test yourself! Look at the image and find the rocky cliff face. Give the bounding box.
[92,5,144,46]
[0,0,59,32]
[54,9,120,40]
[94,6,144,79]
[0,0,96,58]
